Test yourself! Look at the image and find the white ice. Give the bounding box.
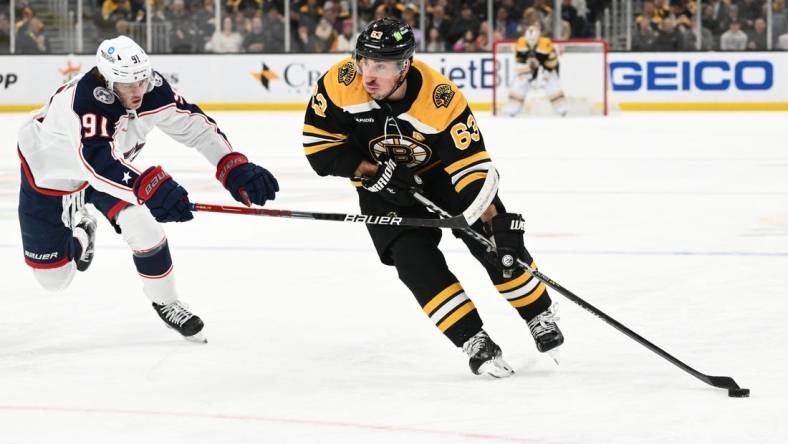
[1,111,786,444]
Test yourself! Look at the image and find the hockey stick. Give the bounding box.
[189,165,500,229]
[190,202,466,228]
[412,192,750,397]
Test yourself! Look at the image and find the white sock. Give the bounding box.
[73,227,89,261]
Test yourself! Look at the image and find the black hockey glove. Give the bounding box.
[216,152,279,206]
[484,213,526,277]
[361,156,423,207]
[133,166,193,223]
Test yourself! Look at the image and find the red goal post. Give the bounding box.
[491,38,609,116]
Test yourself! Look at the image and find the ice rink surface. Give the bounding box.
[1,111,786,444]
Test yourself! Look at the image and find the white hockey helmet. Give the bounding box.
[96,36,152,90]
[525,25,541,47]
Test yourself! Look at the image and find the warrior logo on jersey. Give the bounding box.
[433,84,455,108]
[93,87,116,104]
[369,135,432,168]
[338,62,356,86]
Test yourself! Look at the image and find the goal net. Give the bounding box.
[491,39,608,116]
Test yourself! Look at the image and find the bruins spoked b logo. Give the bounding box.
[433,84,455,108]
[369,135,432,168]
[338,62,356,86]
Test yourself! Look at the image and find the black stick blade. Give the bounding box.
[707,375,740,389]
[707,375,749,397]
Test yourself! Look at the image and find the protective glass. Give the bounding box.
[354,57,406,78]
[114,78,150,95]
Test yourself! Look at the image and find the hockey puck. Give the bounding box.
[728,388,750,398]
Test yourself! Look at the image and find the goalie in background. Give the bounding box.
[503,25,568,117]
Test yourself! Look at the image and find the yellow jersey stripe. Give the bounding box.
[304,141,345,155]
[415,160,441,176]
[438,301,476,332]
[509,282,546,308]
[444,151,491,175]
[495,262,537,292]
[454,172,487,193]
[303,124,348,140]
[423,282,463,316]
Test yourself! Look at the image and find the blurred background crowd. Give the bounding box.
[1,0,787,54]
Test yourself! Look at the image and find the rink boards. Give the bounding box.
[0,52,786,112]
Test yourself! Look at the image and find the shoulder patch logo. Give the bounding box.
[338,62,356,86]
[432,84,455,108]
[93,87,115,105]
[153,73,163,87]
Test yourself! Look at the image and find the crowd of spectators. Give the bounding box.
[3,0,788,54]
[2,2,50,54]
[0,9,10,54]
[633,0,788,50]
[2,0,605,54]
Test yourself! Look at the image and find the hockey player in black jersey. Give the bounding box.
[302,18,563,377]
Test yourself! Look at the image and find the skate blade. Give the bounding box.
[185,332,208,344]
[479,358,515,378]
[546,348,560,365]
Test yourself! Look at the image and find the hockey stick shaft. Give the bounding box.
[412,192,745,393]
[190,165,499,230]
[190,202,468,229]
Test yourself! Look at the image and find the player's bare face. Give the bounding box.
[114,78,149,110]
[356,58,404,100]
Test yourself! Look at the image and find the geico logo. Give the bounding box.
[1,73,19,89]
[610,60,773,91]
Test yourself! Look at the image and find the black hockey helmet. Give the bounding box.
[354,18,416,62]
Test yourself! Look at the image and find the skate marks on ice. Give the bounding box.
[1,112,786,444]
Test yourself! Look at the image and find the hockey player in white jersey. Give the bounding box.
[17,36,279,342]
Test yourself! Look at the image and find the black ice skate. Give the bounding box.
[75,210,97,272]
[152,301,207,343]
[462,329,514,378]
[527,303,564,364]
